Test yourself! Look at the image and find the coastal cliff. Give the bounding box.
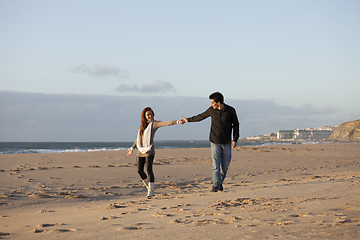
[328,119,360,141]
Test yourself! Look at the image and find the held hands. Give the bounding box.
[177,117,188,125]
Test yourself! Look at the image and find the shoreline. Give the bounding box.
[1,143,359,239]
[2,140,357,155]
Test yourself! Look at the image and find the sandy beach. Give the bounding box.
[1,142,359,239]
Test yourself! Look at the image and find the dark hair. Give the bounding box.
[209,92,224,104]
[139,107,154,136]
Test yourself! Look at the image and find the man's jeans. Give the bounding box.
[211,142,232,188]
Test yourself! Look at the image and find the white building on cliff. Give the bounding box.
[276,128,333,140]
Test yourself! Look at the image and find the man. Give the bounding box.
[180,92,239,192]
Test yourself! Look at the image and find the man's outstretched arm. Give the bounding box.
[181,109,211,124]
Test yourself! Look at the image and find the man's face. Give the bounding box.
[210,99,220,110]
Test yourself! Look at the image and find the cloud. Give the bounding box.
[73,64,129,78]
[117,84,140,92]
[117,80,176,93]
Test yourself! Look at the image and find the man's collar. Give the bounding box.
[220,103,226,110]
[217,103,226,111]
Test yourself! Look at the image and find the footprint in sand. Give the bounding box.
[120,223,153,231]
[152,213,175,218]
[36,223,58,228]
[333,217,360,225]
[40,209,55,213]
[289,214,309,218]
[64,194,86,199]
[31,223,70,233]
[106,200,150,210]
[121,226,142,230]
[53,229,78,232]
[106,203,128,210]
[170,217,235,226]
[30,229,46,233]
[101,216,118,220]
[28,193,53,198]
[31,228,77,233]
[0,232,10,237]
[117,163,136,167]
[272,221,295,226]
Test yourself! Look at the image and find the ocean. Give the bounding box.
[0,141,211,154]
[0,140,314,155]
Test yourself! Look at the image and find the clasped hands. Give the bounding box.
[177,117,188,125]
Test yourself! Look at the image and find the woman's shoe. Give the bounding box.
[147,182,155,197]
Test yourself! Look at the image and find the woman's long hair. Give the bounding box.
[139,107,154,136]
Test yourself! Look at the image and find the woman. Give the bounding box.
[127,107,179,197]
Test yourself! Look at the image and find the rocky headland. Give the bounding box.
[328,119,360,141]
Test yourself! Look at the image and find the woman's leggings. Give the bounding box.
[137,155,155,182]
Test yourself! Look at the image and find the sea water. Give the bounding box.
[0,141,211,154]
[0,140,317,154]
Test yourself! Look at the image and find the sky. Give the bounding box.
[1,0,359,141]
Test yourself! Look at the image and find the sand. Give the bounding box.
[1,143,359,239]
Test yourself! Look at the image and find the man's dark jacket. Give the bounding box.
[187,103,240,144]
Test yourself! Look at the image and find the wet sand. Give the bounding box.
[1,143,359,239]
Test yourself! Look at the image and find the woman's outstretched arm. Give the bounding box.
[153,120,179,129]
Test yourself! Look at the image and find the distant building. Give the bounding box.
[277,130,294,140]
[242,126,334,141]
[277,129,332,140]
[310,130,332,140]
[294,130,311,140]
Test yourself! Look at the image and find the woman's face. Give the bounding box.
[145,110,154,122]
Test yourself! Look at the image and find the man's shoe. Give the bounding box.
[211,186,219,192]
[219,185,223,191]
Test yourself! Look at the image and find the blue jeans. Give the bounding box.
[211,142,232,188]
